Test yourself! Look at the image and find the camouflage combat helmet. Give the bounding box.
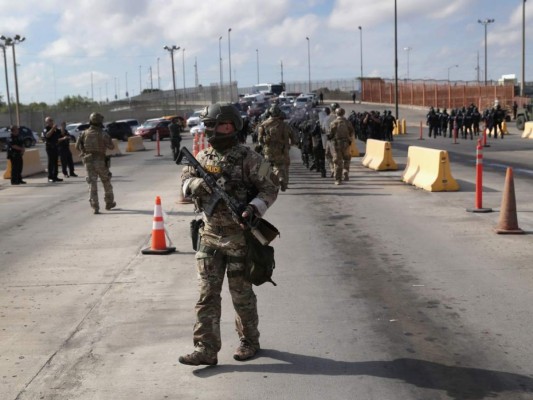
[89,112,104,125]
[200,102,243,132]
[335,107,345,116]
[330,102,340,111]
[269,104,283,118]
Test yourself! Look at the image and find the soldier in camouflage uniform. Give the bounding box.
[257,104,293,191]
[75,112,116,214]
[328,107,354,185]
[179,102,279,366]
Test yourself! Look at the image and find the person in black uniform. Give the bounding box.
[58,121,78,178]
[169,117,182,161]
[42,116,63,182]
[8,125,26,185]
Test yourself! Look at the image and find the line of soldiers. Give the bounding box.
[425,103,507,140]
[285,103,355,185]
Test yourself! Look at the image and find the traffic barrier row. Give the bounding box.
[3,149,45,179]
[126,136,146,152]
[401,146,459,192]
[361,139,397,171]
[521,121,533,139]
[393,119,407,135]
[359,141,459,192]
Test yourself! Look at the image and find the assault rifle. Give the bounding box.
[176,147,279,245]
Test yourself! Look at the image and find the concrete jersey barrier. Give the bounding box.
[106,139,122,156]
[401,146,459,192]
[126,136,146,152]
[521,121,533,139]
[361,139,397,171]
[3,148,45,179]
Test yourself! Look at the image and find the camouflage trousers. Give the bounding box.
[193,230,259,355]
[331,142,351,181]
[83,155,114,211]
[270,162,289,191]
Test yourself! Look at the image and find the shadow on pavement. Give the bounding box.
[192,350,533,400]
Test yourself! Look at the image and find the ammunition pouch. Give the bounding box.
[190,218,204,251]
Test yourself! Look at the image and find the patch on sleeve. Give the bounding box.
[257,160,271,179]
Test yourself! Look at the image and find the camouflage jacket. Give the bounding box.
[182,144,279,241]
[76,126,113,157]
[330,116,355,143]
[257,117,292,163]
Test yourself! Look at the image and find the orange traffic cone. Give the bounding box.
[142,196,177,254]
[193,133,199,157]
[495,167,524,234]
[200,132,205,151]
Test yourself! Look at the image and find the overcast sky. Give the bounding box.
[0,0,531,104]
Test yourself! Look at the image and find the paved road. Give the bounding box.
[2,109,533,399]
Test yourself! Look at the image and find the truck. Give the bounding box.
[516,99,532,130]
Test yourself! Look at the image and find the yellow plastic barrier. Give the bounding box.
[521,122,533,139]
[3,148,45,179]
[126,136,146,152]
[361,139,397,171]
[70,143,82,164]
[393,123,399,135]
[401,146,459,192]
[106,139,122,156]
[502,120,508,135]
[401,119,407,134]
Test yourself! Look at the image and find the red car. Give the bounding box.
[134,119,171,141]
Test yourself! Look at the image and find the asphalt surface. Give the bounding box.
[2,105,533,400]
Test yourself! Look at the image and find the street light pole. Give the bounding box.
[403,47,412,80]
[521,0,526,97]
[0,40,12,125]
[182,48,186,104]
[478,18,495,86]
[3,35,25,126]
[447,64,459,81]
[306,36,311,93]
[164,45,180,114]
[358,26,363,83]
[256,49,259,84]
[219,36,223,92]
[394,0,399,121]
[228,28,232,101]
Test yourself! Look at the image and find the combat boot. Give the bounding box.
[233,339,259,361]
[334,180,341,185]
[105,201,117,210]
[179,350,218,366]
[343,171,349,181]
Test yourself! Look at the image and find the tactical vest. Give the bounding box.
[259,118,287,163]
[82,127,109,155]
[200,146,258,205]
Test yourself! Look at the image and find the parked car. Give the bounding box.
[190,122,205,136]
[301,93,319,106]
[66,122,90,142]
[186,110,203,129]
[279,104,293,119]
[0,126,38,150]
[293,96,313,109]
[134,119,171,141]
[105,121,133,141]
[162,115,186,131]
[115,119,139,134]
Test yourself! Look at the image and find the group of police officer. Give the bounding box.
[425,103,507,140]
